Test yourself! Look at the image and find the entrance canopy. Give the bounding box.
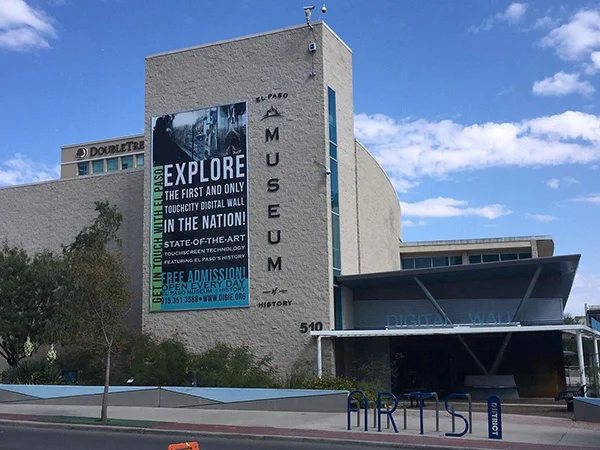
[337,254,580,308]
[310,324,600,339]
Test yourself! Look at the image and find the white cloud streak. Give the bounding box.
[402,219,426,228]
[570,193,600,204]
[546,176,579,189]
[541,9,600,60]
[469,2,527,33]
[532,72,594,96]
[526,213,558,222]
[0,154,59,186]
[354,111,600,192]
[400,197,512,220]
[0,0,56,51]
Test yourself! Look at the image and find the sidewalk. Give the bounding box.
[0,403,598,449]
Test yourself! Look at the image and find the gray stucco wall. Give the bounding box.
[355,140,401,273]
[143,23,342,378]
[0,170,144,331]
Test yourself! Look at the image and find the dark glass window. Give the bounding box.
[415,257,432,269]
[107,158,118,172]
[469,255,482,264]
[432,256,449,267]
[449,256,463,265]
[136,154,144,167]
[332,214,341,270]
[329,142,337,160]
[482,254,500,263]
[92,160,104,174]
[328,87,337,144]
[518,253,532,259]
[501,253,518,261]
[330,159,339,214]
[402,258,415,270]
[334,287,343,330]
[77,162,89,176]
[121,155,134,170]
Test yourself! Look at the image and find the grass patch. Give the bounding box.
[36,415,163,428]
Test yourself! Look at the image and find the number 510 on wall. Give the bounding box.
[300,322,323,333]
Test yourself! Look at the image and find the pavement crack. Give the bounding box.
[556,430,567,445]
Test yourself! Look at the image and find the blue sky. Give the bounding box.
[0,0,599,315]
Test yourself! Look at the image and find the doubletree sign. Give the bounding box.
[76,140,144,159]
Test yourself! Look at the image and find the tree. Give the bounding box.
[0,244,67,366]
[63,201,131,424]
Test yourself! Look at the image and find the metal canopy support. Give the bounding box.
[457,335,489,375]
[576,331,586,394]
[512,267,542,322]
[415,276,488,375]
[594,339,600,393]
[490,333,512,375]
[317,336,323,378]
[490,268,542,374]
[414,277,452,325]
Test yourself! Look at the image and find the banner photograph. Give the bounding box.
[150,102,248,312]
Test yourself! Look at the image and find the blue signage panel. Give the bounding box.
[150,102,249,312]
[487,395,502,439]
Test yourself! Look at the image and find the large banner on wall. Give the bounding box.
[150,102,248,312]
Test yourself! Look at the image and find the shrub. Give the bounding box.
[4,359,64,385]
[56,347,105,385]
[113,332,191,386]
[189,342,280,388]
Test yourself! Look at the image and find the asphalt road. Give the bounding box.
[0,424,406,450]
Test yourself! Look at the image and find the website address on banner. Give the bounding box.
[164,246,245,257]
[163,292,247,304]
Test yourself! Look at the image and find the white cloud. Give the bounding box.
[566,273,600,315]
[0,0,56,51]
[570,193,600,204]
[354,111,600,192]
[501,3,528,23]
[591,51,600,69]
[546,176,579,189]
[469,2,527,33]
[526,213,558,222]
[0,154,59,186]
[400,197,512,220]
[402,219,426,227]
[541,9,600,60]
[532,72,594,96]
[529,16,558,30]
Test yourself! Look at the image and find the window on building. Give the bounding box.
[469,255,482,264]
[402,255,463,270]
[92,160,104,174]
[328,87,342,330]
[414,257,432,269]
[432,256,448,267]
[121,155,134,170]
[107,158,118,172]
[470,252,531,264]
[136,154,144,168]
[402,258,415,269]
[482,254,500,263]
[77,162,89,176]
[449,256,463,265]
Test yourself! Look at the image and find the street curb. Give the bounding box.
[0,418,500,450]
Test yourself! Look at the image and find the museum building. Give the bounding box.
[0,22,597,398]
